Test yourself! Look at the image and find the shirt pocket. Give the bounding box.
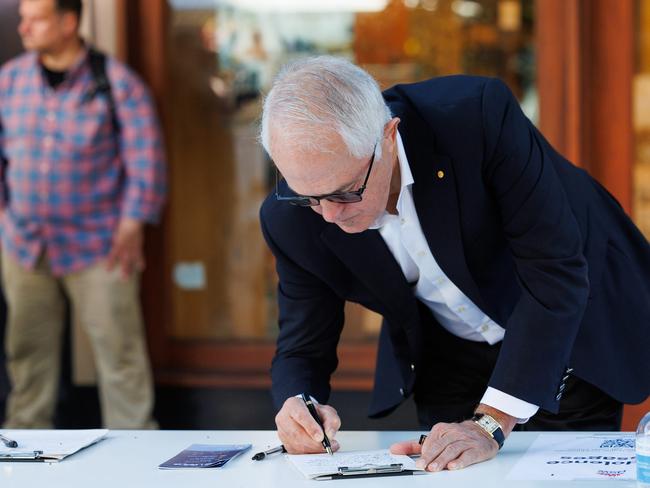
[60,94,114,156]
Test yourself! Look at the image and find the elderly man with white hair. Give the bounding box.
[259,56,650,471]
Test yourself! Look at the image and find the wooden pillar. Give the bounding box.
[536,0,584,165]
[581,0,634,212]
[118,0,171,370]
[537,0,633,212]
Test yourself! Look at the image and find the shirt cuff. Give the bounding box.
[480,387,539,424]
[295,394,319,404]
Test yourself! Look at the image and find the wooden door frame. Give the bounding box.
[537,0,634,212]
[121,0,645,428]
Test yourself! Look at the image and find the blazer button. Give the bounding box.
[436,170,444,179]
[410,364,415,372]
[399,388,405,397]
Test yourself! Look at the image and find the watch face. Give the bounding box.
[476,415,499,435]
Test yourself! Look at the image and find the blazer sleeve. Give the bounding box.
[260,209,345,410]
[481,78,590,412]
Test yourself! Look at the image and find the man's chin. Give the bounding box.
[336,221,368,234]
[21,41,41,52]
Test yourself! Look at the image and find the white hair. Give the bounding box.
[260,56,392,161]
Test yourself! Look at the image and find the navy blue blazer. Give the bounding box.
[260,76,650,418]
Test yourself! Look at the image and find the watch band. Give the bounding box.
[471,413,505,449]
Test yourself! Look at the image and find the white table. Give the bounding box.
[0,430,637,487]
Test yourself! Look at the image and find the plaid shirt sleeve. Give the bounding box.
[110,60,167,224]
[0,67,8,209]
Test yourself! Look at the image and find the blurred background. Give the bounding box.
[0,0,648,431]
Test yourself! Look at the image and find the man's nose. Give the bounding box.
[18,19,29,36]
[319,200,344,223]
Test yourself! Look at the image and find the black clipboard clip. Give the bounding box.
[0,450,44,462]
[317,463,415,480]
[339,463,405,475]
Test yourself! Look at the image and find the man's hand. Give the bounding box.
[390,405,517,471]
[106,218,145,280]
[275,396,341,454]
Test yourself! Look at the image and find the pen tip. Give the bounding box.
[252,452,265,461]
[326,447,333,456]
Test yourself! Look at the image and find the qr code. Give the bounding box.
[599,439,635,449]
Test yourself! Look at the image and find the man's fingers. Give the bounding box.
[105,247,118,270]
[329,438,341,453]
[317,405,341,439]
[275,397,342,454]
[290,404,323,441]
[277,416,320,453]
[389,439,422,456]
[424,440,469,472]
[413,421,500,471]
[416,428,464,470]
[120,256,132,280]
[277,426,314,453]
[447,447,485,471]
[277,417,335,454]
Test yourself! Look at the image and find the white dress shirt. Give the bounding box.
[369,132,538,422]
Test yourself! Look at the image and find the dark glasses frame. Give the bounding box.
[275,145,376,207]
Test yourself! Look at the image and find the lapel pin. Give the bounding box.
[436,170,445,179]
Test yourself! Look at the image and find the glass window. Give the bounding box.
[165,0,536,343]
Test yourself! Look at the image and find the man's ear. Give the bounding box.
[383,117,400,153]
[384,117,401,142]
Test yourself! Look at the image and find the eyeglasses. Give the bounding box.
[275,146,376,207]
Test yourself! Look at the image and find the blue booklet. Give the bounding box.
[159,444,251,469]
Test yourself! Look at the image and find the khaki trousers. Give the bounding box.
[1,250,157,429]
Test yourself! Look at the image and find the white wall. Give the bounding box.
[80,0,118,56]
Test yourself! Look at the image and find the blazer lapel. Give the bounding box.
[320,226,415,317]
[399,118,489,314]
[320,226,422,359]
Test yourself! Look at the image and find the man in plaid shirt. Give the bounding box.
[0,0,166,428]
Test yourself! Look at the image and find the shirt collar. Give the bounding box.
[369,131,414,229]
[34,43,91,89]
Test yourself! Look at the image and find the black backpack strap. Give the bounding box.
[87,47,121,138]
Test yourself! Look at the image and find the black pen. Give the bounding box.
[0,434,18,448]
[252,444,286,460]
[301,392,333,456]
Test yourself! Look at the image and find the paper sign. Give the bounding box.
[507,433,636,481]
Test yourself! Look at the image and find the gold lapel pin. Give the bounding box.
[436,170,445,179]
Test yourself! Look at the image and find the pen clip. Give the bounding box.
[338,463,404,476]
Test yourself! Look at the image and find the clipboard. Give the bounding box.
[285,449,426,481]
[0,429,108,462]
